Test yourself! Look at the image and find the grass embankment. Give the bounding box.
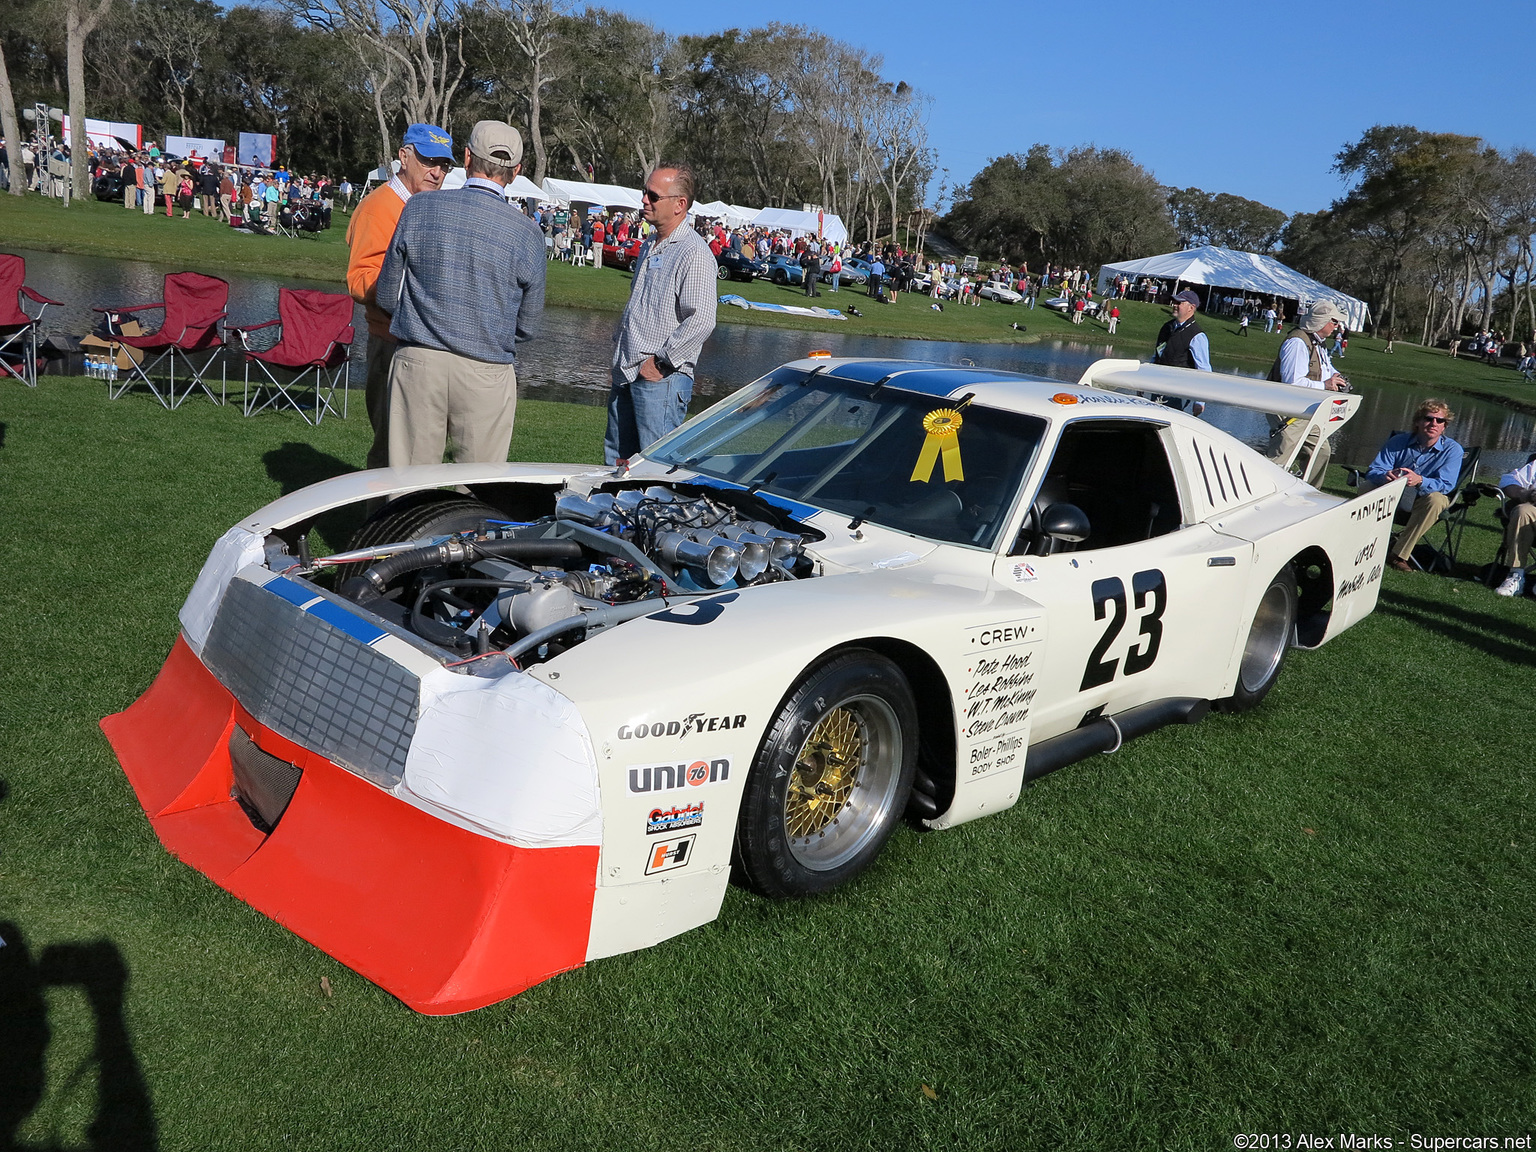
[1,380,1532,1148]
[12,193,1536,409]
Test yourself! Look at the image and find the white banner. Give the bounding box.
[164,135,225,160]
[61,117,143,150]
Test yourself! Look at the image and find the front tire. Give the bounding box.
[734,651,917,898]
[1216,567,1297,712]
[716,264,729,280]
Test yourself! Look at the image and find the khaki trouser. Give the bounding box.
[1268,418,1331,486]
[1390,490,1450,561]
[388,344,518,467]
[1360,477,1451,561]
[1505,502,1536,568]
[363,336,397,470]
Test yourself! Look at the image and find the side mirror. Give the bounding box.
[1041,503,1090,543]
[1010,503,1092,557]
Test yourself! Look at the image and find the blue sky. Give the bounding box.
[639,0,1536,216]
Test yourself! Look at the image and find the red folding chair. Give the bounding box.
[0,253,63,388]
[94,271,229,409]
[228,288,353,425]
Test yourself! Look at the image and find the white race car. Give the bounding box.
[104,357,1402,1014]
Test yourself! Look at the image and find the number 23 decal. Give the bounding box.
[1079,569,1166,690]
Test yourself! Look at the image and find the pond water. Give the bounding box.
[14,246,1536,478]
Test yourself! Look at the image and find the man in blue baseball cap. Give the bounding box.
[347,122,455,470]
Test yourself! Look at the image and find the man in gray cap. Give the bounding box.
[375,120,546,466]
[1266,300,1350,484]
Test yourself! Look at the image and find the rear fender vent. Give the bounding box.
[1186,434,1275,515]
[229,727,303,834]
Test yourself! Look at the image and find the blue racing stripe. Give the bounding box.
[305,598,387,645]
[265,576,319,608]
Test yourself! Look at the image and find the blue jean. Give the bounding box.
[830,271,840,292]
[605,368,693,464]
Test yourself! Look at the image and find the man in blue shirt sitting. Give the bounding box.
[1359,398,1465,572]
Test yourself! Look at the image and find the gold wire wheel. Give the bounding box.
[780,692,904,871]
[786,707,863,839]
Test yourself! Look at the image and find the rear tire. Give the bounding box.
[734,650,917,898]
[1216,566,1296,712]
[716,264,729,280]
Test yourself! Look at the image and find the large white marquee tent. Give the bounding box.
[750,206,848,245]
[540,178,643,210]
[1097,245,1370,331]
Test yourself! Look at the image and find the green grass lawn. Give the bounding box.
[1,379,1532,1149]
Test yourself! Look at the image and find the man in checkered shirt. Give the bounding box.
[606,162,718,465]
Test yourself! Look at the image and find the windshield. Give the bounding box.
[647,367,1047,549]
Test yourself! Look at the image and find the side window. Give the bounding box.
[1025,419,1184,552]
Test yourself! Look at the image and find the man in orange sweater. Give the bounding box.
[346,123,455,469]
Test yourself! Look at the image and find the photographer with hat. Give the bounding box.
[1266,300,1350,484]
[346,122,455,470]
[375,120,545,467]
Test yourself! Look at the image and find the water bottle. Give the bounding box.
[86,353,97,378]
[108,359,118,383]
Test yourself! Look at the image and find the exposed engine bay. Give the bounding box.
[270,483,820,667]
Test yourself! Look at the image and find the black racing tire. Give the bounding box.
[771,270,788,286]
[1215,566,1297,713]
[734,650,917,898]
[716,264,730,280]
[332,491,501,582]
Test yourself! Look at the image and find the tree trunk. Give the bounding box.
[0,38,25,196]
[528,55,547,185]
[372,78,392,171]
[66,0,113,204]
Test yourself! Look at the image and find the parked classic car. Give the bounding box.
[104,356,1398,1014]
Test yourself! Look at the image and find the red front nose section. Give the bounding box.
[101,637,599,1014]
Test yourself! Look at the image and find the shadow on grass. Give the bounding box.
[262,441,364,552]
[0,781,157,1152]
[1377,587,1536,668]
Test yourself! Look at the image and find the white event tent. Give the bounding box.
[440,168,548,202]
[540,178,643,210]
[1097,245,1370,331]
[750,206,848,245]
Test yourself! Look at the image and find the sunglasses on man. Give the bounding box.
[1418,415,1449,424]
[643,186,680,203]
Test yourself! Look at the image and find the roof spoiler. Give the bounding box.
[1077,358,1359,476]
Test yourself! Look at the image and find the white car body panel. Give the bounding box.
[159,355,1408,978]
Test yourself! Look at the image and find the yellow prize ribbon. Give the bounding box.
[910,408,965,483]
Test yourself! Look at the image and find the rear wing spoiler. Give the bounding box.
[1077,358,1359,475]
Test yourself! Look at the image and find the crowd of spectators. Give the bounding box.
[1,134,345,234]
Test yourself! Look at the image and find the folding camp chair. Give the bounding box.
[1417,446,1483,573]
[0,253,63,388]
[228,288,353,425]
[94,272,229,409]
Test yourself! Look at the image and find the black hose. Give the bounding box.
[349,537,584,599]
[410,578,532,653]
